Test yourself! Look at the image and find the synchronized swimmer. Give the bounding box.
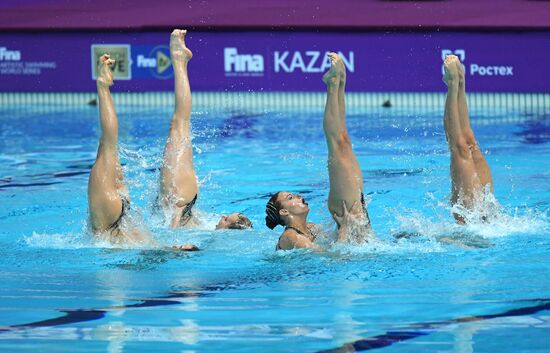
[88,30,251,249]
[87,29,495,251]
[265,52,372,250]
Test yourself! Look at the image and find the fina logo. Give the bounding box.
[136,45,172,79]
[223,47,355,76]
[441,49,513,77]
[0,47,21,61]
[224,48,264,76]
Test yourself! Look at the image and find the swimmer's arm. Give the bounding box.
[333,201,356,243]
[278,230,320,250]
[307,222,321,235]
[171,244,200,251]
[337,223,349,243]
[156,243,199,251]
[139,230,199,251]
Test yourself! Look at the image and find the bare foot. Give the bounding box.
[443,54,460,88]
[334,52,346,85]
[170,29,193,62]
[455,57,465,88]
[322,52,341,87]
[96,54,114,88]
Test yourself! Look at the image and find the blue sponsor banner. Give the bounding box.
[131,45,174,80]
[0,31,549,93]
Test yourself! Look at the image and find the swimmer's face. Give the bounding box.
[277,192,310,217]
[216,213,253,230]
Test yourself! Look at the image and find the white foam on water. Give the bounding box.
[22,206,224,251]
[329,234,446,256]
[389,190,549,244]
[23,231,94,249]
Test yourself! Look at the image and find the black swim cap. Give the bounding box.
[265,194,283,230]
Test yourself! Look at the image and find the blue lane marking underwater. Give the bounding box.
[2,285,549,353]
[316,299,550,352]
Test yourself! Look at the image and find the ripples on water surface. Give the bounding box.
[0,104,548,352]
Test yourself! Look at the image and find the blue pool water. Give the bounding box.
[0,101,548,352]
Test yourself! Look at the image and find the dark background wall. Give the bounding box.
[1,0,549,31]
[0,1,549,93]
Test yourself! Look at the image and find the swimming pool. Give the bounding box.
[0,96,548,352]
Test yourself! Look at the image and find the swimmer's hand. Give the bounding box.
[172,244,200,251]
[333,200,357,243]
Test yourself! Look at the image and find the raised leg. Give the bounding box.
[337,54,347,131]
[443,55,481,222]
[88,54,128,232]
[323,53,367,225]
[456,60,493,191]
[159,29,198,227]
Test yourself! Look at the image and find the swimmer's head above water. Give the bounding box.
[265,191,310,229]
[216,213,253,230]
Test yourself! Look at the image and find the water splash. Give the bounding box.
[389,190,548,247]
[23,231,94,249]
